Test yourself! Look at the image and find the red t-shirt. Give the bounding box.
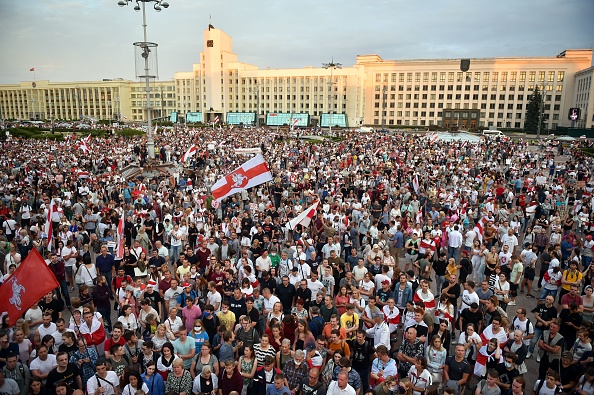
[103,336,126,354]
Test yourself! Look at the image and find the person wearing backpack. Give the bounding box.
[532,370,560,395]
[309,306,325,339]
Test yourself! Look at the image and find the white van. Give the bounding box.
[482,130,504,137]
[355,127,375,133]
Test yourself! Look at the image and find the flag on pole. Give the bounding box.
[286,201,319,230]
[116,210,125,259]
[213,116,220,124]
[290,118,299,130]
[44,199,57,247]
[181,145,197,163]
[0,248,59,325]
[211,154,273,201]
[29,68,35,72]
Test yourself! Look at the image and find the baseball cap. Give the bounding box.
[381,279,390,285]
[182,282,191,288]
[305,341,316,351]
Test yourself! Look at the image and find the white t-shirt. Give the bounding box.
[61,246,77,267]
[164,286,183,310]
[207,291,222,313]
[461,290,480,311]
[87,371,120,395]
[25,307,43,331]
[308,279,325,296]
[533,380,558,395]
[30,354,58,383]
[255,256,272,274]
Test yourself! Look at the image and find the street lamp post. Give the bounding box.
[537,88,549,140]
[249,82,260,127]
[323,59,342,136]
[118,0,169,159]
[381,86,387,130]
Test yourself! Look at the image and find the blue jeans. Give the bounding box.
[170,245,181,264]
[448,246,460,262]
[539,287,558,300]
[529,326,544,353]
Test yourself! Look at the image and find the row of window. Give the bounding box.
[374,84,563,93]
[375,93,563,101]
[375,71,566,83]
[372,110,562,121]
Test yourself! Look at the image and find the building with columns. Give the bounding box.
[0,25,592,130]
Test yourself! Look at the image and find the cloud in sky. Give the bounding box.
[0,0,592,84]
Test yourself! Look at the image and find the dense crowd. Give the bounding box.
[1,126,594,395]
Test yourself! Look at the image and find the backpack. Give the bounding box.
[512,316,532,337]
[535,379,559,395]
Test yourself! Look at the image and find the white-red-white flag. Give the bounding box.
[77,134,91,154]
[290,118,299,130]
[211,154,273,201]
[213,116,220,124]
[430,133,439,144]
[44,198,57,248]
[181,145,197,163]
[116,210,125,259]
[286,201,319,230]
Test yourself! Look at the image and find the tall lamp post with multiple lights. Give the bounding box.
[117,0,169,159]
[249,82,260,127]
[323,59,341,136]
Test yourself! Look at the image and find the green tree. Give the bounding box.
[524,86,545,134]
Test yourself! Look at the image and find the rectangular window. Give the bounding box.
[548,71,555,82]
[538,71,545,82]
[558,71,565,82]
[457,72,463,82]
[407,73,413,82]
[399,73,405,82]
[448,72,454,82]
[501,72,507,82]
[493,72,498,82]
[474,72,481,82]
[556,85,563,92]
[529,71,536,82]
[415,73,421,82]
[510,72,517,82]
[520,72,526,82]
[440,72,446,82]
[483,72,490,82]
[432,72,437,82]
[391,74,397,82]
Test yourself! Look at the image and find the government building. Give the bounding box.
[1,26,593,130]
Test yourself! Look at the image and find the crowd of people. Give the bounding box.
[1,125,594,395]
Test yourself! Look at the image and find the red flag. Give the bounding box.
[0,249,59,326]
[29,68,35,72]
